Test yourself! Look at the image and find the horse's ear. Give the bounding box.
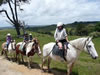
[87,36,93,42]
[87,36,90,41]
[90,36,93,40]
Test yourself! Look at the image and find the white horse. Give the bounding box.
[1,40,16,60]
[41,37,98,75]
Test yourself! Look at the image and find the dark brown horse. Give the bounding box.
[16,38,41,68]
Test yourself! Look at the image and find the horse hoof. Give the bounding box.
[17,61,20,64]
[28,66,31,69]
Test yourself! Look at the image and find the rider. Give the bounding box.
[29,33,33,42]
[24,32,29,43]
[6,33,12,50]
[54,22,69,50]
[54,22,69,61]
[54,22,69,49]
[23,32,29,52]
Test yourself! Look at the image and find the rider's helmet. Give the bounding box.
[7,33,11,36]
[29,33,32,35]
[57,22,63,27]
[24,32,28,35]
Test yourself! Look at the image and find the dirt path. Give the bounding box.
[0,56,66,75]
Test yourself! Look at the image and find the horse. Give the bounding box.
[1,40,16,60]
[16,38,42,68]
[41,37,98,75]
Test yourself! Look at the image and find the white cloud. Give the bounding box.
[0,0,100,27]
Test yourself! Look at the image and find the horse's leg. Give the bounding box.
[9,51,12,61]
[5,50,8,59]
[13,51,16,61]
[15,52,18,62]
[11,51,15,62]
[47,57,51,73]
[41,58,47,72]
[16,53,20,64]
[30,56,33,67]
[27,56,31,69]
[21,54,24,63]
[67,62,75,75]
[9,51,11,61]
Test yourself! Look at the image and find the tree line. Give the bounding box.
[67,22,100,37]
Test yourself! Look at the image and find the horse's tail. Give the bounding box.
[1,42,6,55]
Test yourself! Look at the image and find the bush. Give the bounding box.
[95,22,100,32]
[89,32,100,38]
[69,28,76,35]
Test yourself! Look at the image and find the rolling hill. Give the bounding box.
[0,29,100,75]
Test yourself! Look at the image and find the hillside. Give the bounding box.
[26,21,99,32]
[0,29,100,75]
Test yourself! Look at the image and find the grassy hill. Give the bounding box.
[26,21,100,37]
[27,21,99,32]
[0,29,100,75]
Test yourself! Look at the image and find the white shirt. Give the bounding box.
[54,28,67,41]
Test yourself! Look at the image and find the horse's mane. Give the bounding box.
[70,37,87,49]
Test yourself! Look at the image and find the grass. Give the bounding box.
[0,29,100,75]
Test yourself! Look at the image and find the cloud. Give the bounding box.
[0,0,100,27]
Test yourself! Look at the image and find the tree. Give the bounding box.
[95,22,100,32]
[76,23,88,36]
[0,0,30,37]
[69,28,76,35]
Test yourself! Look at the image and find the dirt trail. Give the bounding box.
[0,56,66,75]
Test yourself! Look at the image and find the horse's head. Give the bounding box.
[32,38,41,55]
[11,40,16,50]
[84,37,98,59]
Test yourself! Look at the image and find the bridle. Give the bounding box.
[78,38,92,55]
[71,38,91,54]
[32,41,39,53]
[84,40,92,55]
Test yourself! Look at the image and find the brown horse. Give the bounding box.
[16,38,41,68]
[1,40,16,60]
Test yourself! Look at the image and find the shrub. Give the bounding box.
[89,32,100,38]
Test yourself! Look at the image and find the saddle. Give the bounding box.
[19,43,25,51]
[19,42,28,54]
[52,43,68,61]
[4,44,8,50]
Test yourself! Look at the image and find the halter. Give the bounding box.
[84,39,92,54]
[75,38,92,55]
[32,42,39,53]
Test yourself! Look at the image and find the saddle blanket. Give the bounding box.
[52,45,65,58]
[19,43,25,51]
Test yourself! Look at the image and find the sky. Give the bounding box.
[0,0,100,27]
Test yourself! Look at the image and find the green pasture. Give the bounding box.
[0,29,100,75]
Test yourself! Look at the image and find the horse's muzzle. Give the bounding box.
[92,56,98,59]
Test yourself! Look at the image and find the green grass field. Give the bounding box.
[0,29,100,75]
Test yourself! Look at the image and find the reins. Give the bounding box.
[70,38,91,51]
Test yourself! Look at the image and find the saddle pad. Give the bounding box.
[52,45,64,58]
[19,43,25,51]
